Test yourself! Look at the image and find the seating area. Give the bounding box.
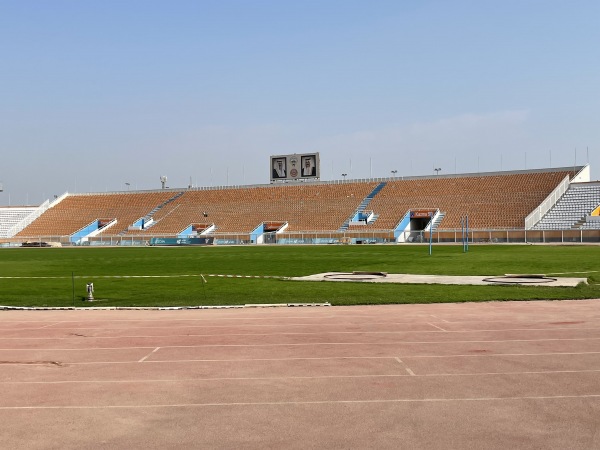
[125,182,379,235]
[0,207,39,238]
[17,192,176,237]
[362,170,574,230]
[533,182,600,230]
[13,167,584,239]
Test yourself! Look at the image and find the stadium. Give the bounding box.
[1,163,599,246]
[3,160,600,450]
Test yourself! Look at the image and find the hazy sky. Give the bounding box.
[1,0,598,205]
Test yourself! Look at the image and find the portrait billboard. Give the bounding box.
[270,153,320,182]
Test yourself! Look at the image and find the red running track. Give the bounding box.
[1,300,600,449]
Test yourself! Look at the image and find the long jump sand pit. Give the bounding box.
[1,300,600,449]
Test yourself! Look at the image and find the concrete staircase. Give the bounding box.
[429,211,446,232]
[118,191,184,235]
[338,182,386,231]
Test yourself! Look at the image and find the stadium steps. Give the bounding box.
[429,211,446,232]
[338,182,386,231]
[118,191,185,235]
[144,191,185,220]
[533,183,600,230]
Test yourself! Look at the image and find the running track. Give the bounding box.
[1,300,600,449]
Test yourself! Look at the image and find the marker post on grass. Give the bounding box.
[461,217,465,252]
[465,215,469,253]
[461,215,469,253]
[429,228,433,256]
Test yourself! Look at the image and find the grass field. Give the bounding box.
[0,245,598,307]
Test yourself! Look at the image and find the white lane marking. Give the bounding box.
[430,315,451,323]
[138,347,160,363]
[3,336,600,351]
[408,351,600,358]
[5,351,600,366]
[36,322,63,329]
[427,323,447,332]
[0,356,395,366]
[2,394,600,410]
[395,356,416,376]
[3,326,600,337]
[4,317,600,330]
[4,368,600,384]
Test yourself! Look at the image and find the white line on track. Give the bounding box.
[5,351,600,365]
[427,323,447,331]
[3,335,600,351]
[2,394,600,410]
[138,347,160,362]
[10,335,600,347]
[36,322,63,329]
[4,319,600,330]
[0,324,600,342]
[5,368,600,384]
[394,357,416,376]
[430,315,451,323]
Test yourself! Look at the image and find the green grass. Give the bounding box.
[0,245,598,307]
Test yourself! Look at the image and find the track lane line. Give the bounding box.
[4,368,600,384]
[2,394,600,410]
[394,357,416,376]
[138,347,160,362]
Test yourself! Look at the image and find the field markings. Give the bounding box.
[430,315,451,323]
[427,323,447,331]
[4,351,600,366]
[138,347,160,362]
[395,357,416,376]
[3,325,600,337]
[2,394,600,410]
[3,336,600,351]
[0,274,286,280]
[5,327,600,340]
[35,322,63,329]
[5,368,600,384]
[5,335,600,351]
[3,316,599,326]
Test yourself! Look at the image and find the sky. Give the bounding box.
[1,0,599,205]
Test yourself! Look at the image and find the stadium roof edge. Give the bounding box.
[68,164,588,196]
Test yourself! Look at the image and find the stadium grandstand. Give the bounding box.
[2,165,599,246]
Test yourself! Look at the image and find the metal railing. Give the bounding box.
[3,228,600,247]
